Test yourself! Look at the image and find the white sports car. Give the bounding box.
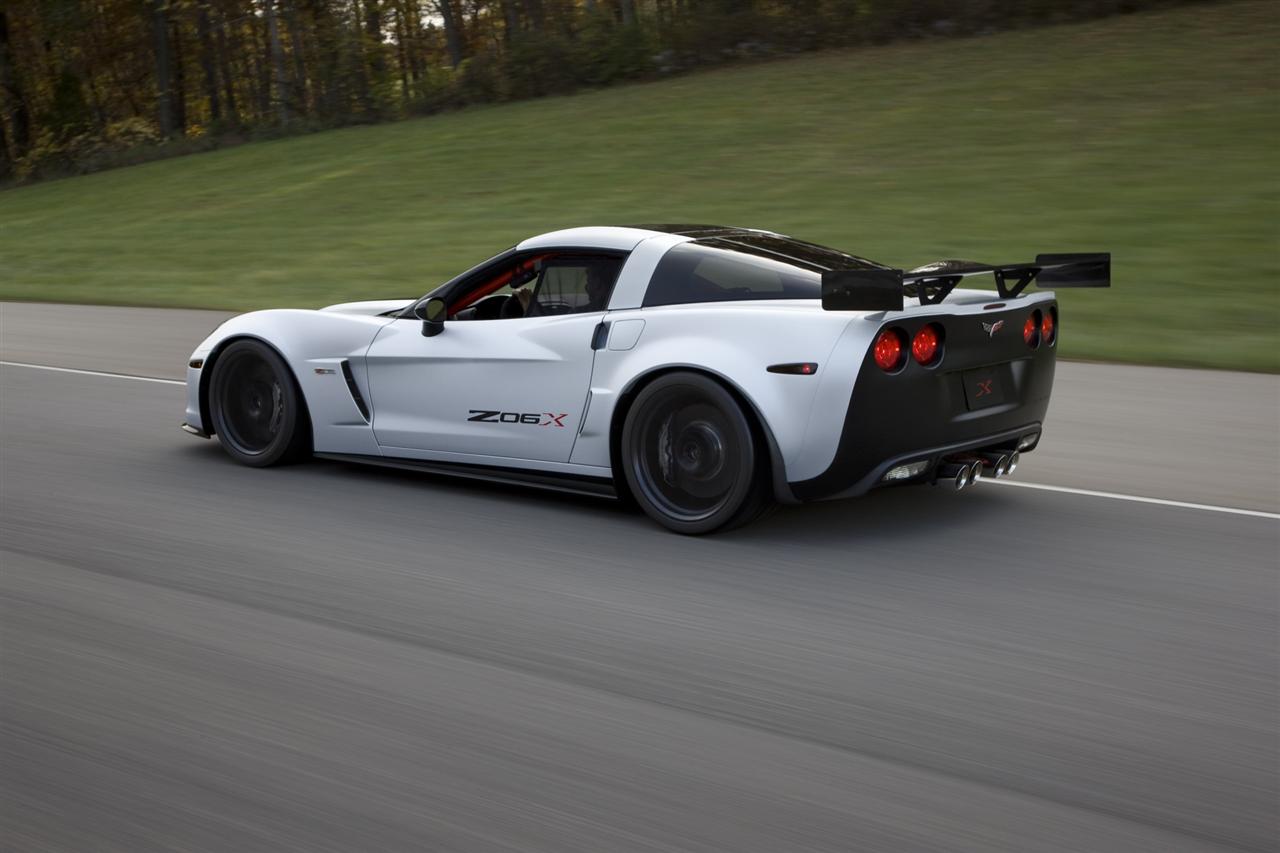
[182,225,1109,533]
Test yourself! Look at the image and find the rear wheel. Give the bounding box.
[621,372,772,534]
[208,340,309,467]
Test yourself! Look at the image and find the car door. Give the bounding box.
[363,255,618,464]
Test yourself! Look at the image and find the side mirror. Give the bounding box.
[416,297,447,337]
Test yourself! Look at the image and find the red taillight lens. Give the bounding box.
[1040,307,1056,345]
[1023,310,1042,348]
[872,328,907,372]
[911,323,943,366]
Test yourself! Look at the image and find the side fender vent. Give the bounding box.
[340,360,371,422]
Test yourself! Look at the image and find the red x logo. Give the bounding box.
[975,380,994,397]
[542,413,567,427]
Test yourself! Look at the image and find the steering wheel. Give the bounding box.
[472,293,510,320]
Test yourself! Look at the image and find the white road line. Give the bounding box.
[979,477,1279,520]
[4,358,1277,520]
[0,360,185,386]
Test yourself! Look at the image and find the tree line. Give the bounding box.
[0,0,1191,182]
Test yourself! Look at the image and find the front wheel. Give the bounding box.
[208,339,310,467]
[621,372,772,534]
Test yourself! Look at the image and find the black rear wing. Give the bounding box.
[822,253,1110,312]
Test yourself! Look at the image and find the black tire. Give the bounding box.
[208,339,310,467]
[621,372,772,534]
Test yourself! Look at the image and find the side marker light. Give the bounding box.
[767,363,820,375]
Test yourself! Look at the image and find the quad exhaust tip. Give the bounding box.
[937,462,980,491]
[939,451,1021,488]
[977,452,1012,478]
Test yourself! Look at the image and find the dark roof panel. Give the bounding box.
[632,226,886,270]
[695,234,886,272]
[630,224,771,238]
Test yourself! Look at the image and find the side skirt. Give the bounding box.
[314,452,618,500]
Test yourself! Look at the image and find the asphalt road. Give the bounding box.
[2,303,1278,852]
[3,301,1277,511]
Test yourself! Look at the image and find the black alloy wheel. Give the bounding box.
[208,339,310,467]
[621,372,771,534]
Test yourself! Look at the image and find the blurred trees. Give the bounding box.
[0,0,1194,182]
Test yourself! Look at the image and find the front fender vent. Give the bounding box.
[340,360,371,422]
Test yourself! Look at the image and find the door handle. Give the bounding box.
[590,322,610,350]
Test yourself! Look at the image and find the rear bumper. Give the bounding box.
[788,304,1055,502]
[795,422,1043,501]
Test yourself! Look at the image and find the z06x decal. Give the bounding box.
[468,410,568,428]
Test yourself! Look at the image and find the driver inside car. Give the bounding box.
[517,264,612,317]
[513,283,534,313]
[582,265,612,312]
[459,258,616,320]
[497,262,540,319]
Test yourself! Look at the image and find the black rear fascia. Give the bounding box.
[789,303,1056,502]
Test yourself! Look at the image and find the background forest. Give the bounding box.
[1,0,1203,181]
[0,0,1275,370]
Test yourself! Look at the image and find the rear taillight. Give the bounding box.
[1040,307,1056,345]
[1024,310,1042,348]
[873,327,907,372]
[911,323,943,367]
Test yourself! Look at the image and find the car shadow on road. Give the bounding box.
[723,487,1030,561]
[177,439,1027,549]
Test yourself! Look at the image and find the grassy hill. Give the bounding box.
[1,1,1276,371]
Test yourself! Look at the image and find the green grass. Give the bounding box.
[1,2,1277,371]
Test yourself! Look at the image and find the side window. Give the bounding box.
[446,252,624,320]
[643,241,824,307]
[445,254,545,321]
[526,256,624,317]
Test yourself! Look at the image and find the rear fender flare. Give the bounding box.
[608,366,798,505]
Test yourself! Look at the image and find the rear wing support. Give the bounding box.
[822,253,1110,312]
